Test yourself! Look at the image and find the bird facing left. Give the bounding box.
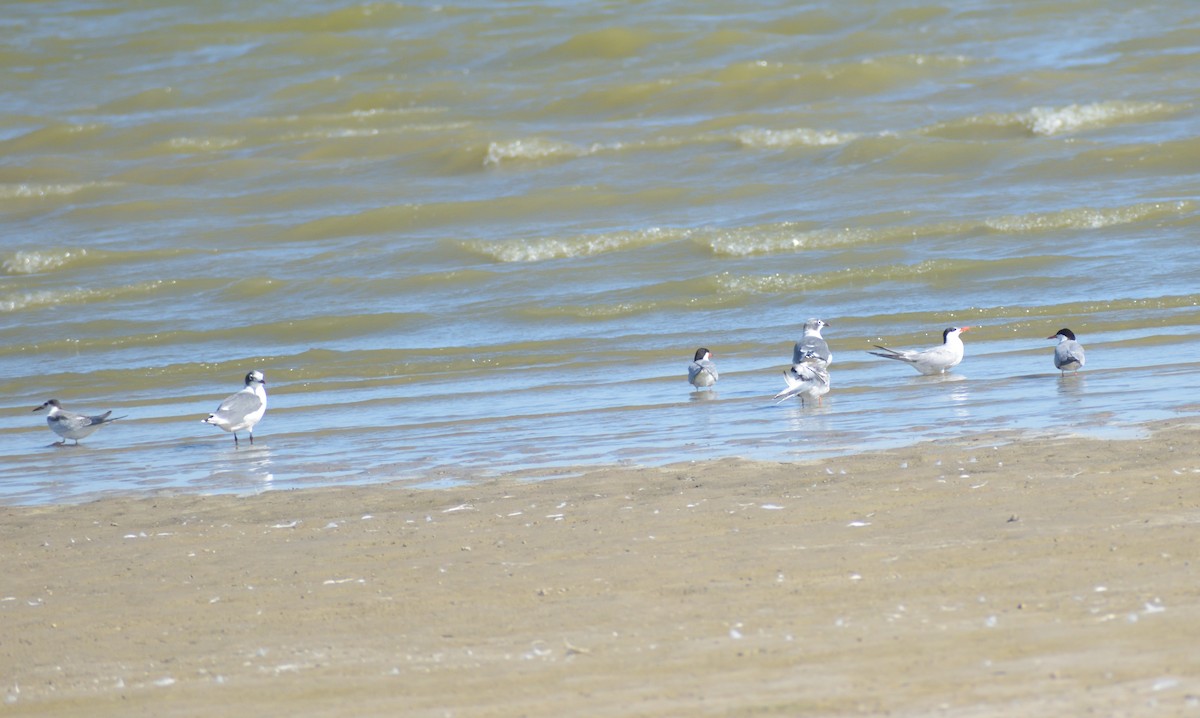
[33,399,126,446]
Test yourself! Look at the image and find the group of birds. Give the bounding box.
[33,370,268,447]
[33,323,1088,447]
[688,319,1087,404]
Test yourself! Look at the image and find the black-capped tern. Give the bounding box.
[33,399,125,445]
[1048,328,1085,375]
[688,347,718,389]
[869,326,971,375]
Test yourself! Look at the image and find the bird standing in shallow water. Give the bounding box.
[33,399,125,446]
[688,348,718,390]
[202,370,268,447]
[773,351,830,405]
[793,318,832,365]
[869,327,972,375]
[1048,328,1085,375]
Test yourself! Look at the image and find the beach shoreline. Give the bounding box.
[4,419,1200,716]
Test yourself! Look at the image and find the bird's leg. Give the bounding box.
[233,433,239,447]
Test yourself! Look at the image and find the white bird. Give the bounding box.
[1048,327,1085,375]
[792,318,832,365]
[33,399,125,445]
[773,351,830,405]
[688,347,718,389]
[869,326,972,375]
[202,370,268,447]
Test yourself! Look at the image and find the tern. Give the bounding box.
[33,399,125,446]
[792,318,832,365]
[202,370,268,447]
[773,350,830,405]
[688,347,718,389]
[1048,328,1085,375]
[869,327,971,375]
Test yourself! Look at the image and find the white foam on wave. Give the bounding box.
[734,127,859,149]
[707,225,895,257]
[0,182,118,200]
[984,201,1191,232]
[0,280,167,312]
[467,227,683,262]
[482,134,705,166]
[1024,101,1168,136]
[484,138,592,166]
[279,123,470,142]
[166,136,244,151]
[2,249,87,275]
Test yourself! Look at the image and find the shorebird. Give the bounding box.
[869,327,971,375]
[773,350,830,405]
[202,370,268,446]
[792,318,832,365]
[1048,328,1085,375]
[33,399,125,445]
[687,347,718,389]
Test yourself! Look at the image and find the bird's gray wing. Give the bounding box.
[54,411,95,432]
[216,391,263,418]
[688,360,717,385]
[1060,341,1085,366]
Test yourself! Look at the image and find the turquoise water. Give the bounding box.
[2,0,1200,503]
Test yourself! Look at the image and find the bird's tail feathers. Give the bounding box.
[773,371,805,403]
[869,346,911,362]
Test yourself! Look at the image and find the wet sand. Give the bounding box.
[4,421,1200,716]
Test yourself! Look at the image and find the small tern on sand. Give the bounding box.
[1048,328,1085,375]
[869,327,971,375]
[774,351,830,405]
[33,399,125,445]
[792,318,832,365]
[688,347,718,389]
[202,370,268,447]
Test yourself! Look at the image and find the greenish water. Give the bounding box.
[2,0,1200,503]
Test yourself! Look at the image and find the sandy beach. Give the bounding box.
[4,421,1200,716]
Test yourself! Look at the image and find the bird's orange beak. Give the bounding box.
[959,326,972,332]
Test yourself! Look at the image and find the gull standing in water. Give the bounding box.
[33,399,125,446]
[688,347,718,390]
[773,350,830,405]
[202,370,268,447]
[1048,328,1085,375]
[793,318,832,365]
[869,327,971,375]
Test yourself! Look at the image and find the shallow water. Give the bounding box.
[2,0,1199,503]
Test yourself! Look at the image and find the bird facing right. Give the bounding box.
[792,318,832,365]
[869,327,971,375]
[688,347,718,389]
[202,370,268,447]
[1048,328,1085,375]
